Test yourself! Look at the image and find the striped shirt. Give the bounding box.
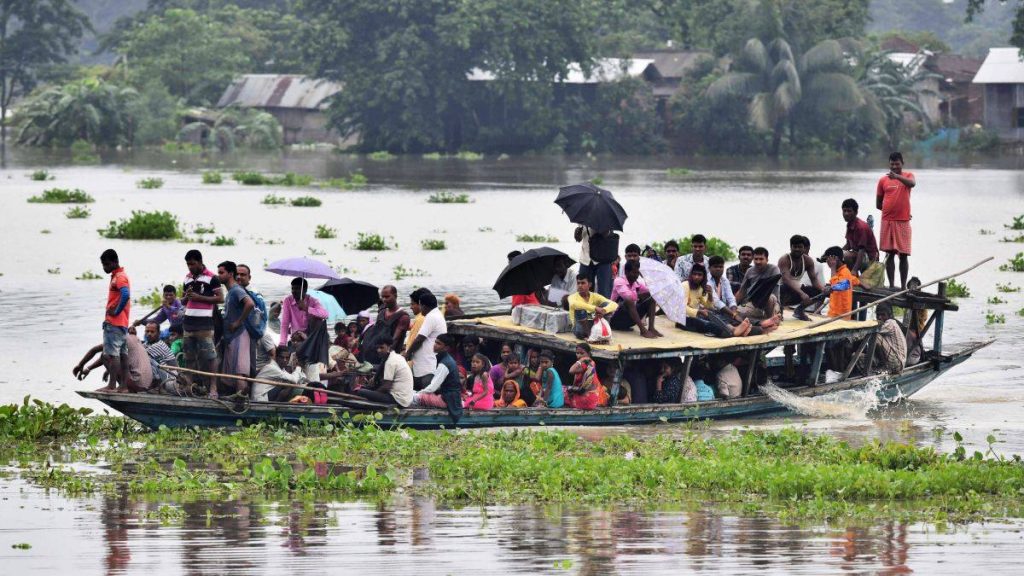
[183,268,222,332]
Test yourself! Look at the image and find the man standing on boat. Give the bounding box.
[876,152,915,289]
[361,285,411,365]
[218,261,255,397]
[97,249,130,392]
[182,250,224,397]
[404,292,446,390]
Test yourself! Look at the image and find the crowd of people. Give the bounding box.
[76,154,916,420]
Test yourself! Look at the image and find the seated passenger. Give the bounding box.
[72,332,155,394]
[820,246,861,319]
[356,336,414,406]
[496,353,526,399]
[617,243,642,277]
[495,380,528,408]
[534,349,565,408]
[507,250,542,308]
[488,341,515,388]
[566,343,602,410]
[652,360,683,404]
[568,274,618,340]
[543,256,577,309]
[253,346,308,402]
[727,246,754,294]
[412,334,465,423]
[779,235,825,307]
[682,264,753,337]
[443,293,465,319]
[863,303,907,374]
[609,260,661,338]
[463,353,495,410]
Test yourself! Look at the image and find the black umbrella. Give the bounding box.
[493,247,575,299]
[316,278,380,313]
[745,274,782,308]
[555,182,628,232]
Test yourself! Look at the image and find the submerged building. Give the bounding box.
[217,74,346,145]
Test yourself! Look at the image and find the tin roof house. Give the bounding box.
[973,47,1024,141]
[217,74,349,145]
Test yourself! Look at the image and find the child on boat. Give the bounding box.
[534,349,564,408]
[463,353,494,410]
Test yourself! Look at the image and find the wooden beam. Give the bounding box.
[608,361,625,407]
[864,332,878,375]
[807,341,825,386]
[742,350,758,397]
[933,282,946,354]
[841,335,872,381]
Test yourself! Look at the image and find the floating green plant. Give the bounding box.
[28,188,93,203]
[945,278,971,298]
[999,253,1024,272]
[315,225,337,239]
[210,236,235,246]
[979,228,994,235]
[393,264,426,280]
[987,296,1007,305]
[985,311,1006,324]
[420,239,446,250]
[290,196,322,207]
[648,236,736,261]
[667,167,692,177]
[351,233,393,251]
[367,150,395,161]
[427,191,471,204]
[76,271,103,280]
[261,193,287,205]
[454,151,483,161]
[99,211,181,240]
[1001,234,1024,243]
[996,283,1020,293]
[65,206,91,219]
[1006,214,1024,231]
[137,177,164,189]
[193,224,215,234]
[202,171,223,184]
[515,233,559,243]
[29,169,54,181]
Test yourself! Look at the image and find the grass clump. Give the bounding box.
[979,228,994,235]
[987,296,1007,305]
[278,172,314,186]
[210,236,235,246]
[290,196,322,207]
[65,206,91,219]
[47,267,60,275]
[351,233,393,251]
[29,169,54,181]
[393,264,426,280]
[367,150,395,161]
[28,188,94,204]
[99,211,181,240]
[427,191,471,204]
[233,172,275,185]
[996,283,1020,293]
[667,167,692,177]
[261,193,287,205]
[1018,308,1024,318]
[1001,234,1024,243]
[649,236,736,261]
[478,226,493,232]
[325,172,368,190]
[308,247,326,256]
[70,139,99,164]
[985,311,1006,325]
[136,177,164,189]
[454,151,483,160]
[516,233,560,243]
[193,224,215,234]
[314,225,337,239]
[945,278,971,298]
[1006,214,1024,231]
[202,171,223,184]
[422,152,444,160]
[421,239,446,250]
[75,271,103,280]
[999,253,1024,272]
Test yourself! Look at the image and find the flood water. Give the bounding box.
[1,150,1023,573]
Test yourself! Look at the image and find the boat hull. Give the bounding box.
[77,341,988,431]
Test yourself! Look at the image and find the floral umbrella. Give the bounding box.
[639,257,687,326]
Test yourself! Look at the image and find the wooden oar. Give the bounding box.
[794,257,993,331]
[159,364,383,404]
[131,306,163,327]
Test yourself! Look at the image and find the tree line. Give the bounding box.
[2,0,1021,157]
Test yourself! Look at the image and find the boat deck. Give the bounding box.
[450,311,879,360]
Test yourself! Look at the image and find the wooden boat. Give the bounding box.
[78,283,990,430]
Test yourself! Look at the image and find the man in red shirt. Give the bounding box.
[100,249,131,392]
[841,198,878,274]
[876,152,916,289]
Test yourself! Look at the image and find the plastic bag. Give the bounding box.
[588,317,612,343]
[860,261,886,289]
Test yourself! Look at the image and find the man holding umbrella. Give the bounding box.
[557,182,627,299]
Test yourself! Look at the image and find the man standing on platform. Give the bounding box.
[876,152,916,289]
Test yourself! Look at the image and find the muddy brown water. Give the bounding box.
[1,151,1023,573]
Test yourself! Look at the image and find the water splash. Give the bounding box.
[760,378,888,420]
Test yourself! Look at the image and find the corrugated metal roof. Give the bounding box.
[467,58,658,84]
[217,74,343,110]
[973,48,1024,84]
[633,51,711,79]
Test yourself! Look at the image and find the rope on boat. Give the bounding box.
[158,364,387,405]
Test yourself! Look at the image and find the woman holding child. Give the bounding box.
[566,343,602,410]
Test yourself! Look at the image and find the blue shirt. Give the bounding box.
[543,367,564,408]
[222,284,251,342]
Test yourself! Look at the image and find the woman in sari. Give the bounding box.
[566,343,602,410]
[495,380,528,408]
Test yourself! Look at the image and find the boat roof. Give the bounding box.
[449,311,879,361]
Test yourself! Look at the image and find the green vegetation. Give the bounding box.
[233,172,314,186]
[202,171,223,184]
[367,150,395,160]
[261,194,288,205]
[290,196,322,207]
[420,239,447,250]
[590,176,604,185]
[137,177,164,189]
[478,226,494,232]
[987,296,1007,305]
[163,141,203,154]
[324,172,369,190]
[75,271,103,280]
[351,233,393,251]
[29,169,54,181]
[999,253,1024,272]
[945,278,971,298]
[99,211,181,240]
[16,79,139,148]
[454,151,483,160]
[69,139,100,163]
[1006,215,1024,231]
[64,206,90,219]
[315,225,337,239]
[649,236,736,261]
[179,107,282,151]
[135,287,164,308]
[667,168,691,177]
[46,267,60,275]
[516,233,560,243]
[427,191,471,204]
[233,172,276,185]
[1018,308,1024,318]
[422,152,444,160]
[307,247,326,256]
[210,236,235,246]
[393,264,426,280]
[1002,234,1024,243]
[10,543,31,550]
[278,172,314,186]
[979,228,995,235]
[996,283,1021,293]
[27,188,93,204]
[985,311,1006,325]
[193,224,215,235]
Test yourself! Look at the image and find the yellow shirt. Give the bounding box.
[683,282,714,318]
[567,292,618,325]
[405,313,424,349]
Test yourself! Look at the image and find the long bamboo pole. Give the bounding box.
[794,257,993,331]
[159,364,378,404]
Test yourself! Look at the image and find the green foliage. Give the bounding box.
[421,239,447,250]
[279,173,314,186]
[11,543,31,550]
[15,78,139,148]
[999,253,1024,272]
[193,224,215,235]
[352,233,393,251]
[996,283,1021,293]
[29,169,54,181]
[234,172,275,185]
[1019,307,1024,318]
[985,311,1006,325]
[314,225,337,239]
[427,191,471,204]
[367,151,395,160]
[666,168,691,177]
[325,172,368,189]
[516,233,560,243]
[422,152,444,160]
[65,206,91,219]
[1001,234,1024,243]
[210,236,235,246]
[454,151,483,160]
[70,139,100,163]
[127,79,182,146]
[47,267,60,275]
[232,171,312,186]
[135,287,164,308]
[1007,215,1024,231]
[393,264,426,280]
[945,279,971,298]
[136,177,164,189]
[957,126,1002,152]
[261,193,287,205]
[290,196,322,207]
[28,188,94,203]
[75,271,103,280]
[649,236,736,261]
[987,296,1007,305]
[179,107,283,151]
[99,211,181,240]
[878,30,951,53]
[202,171,223,184]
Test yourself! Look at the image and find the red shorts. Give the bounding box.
[880,220,911,255]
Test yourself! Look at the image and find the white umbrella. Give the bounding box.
[639,257,687,326]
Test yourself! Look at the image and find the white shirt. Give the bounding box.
[548,267,578,303]
[418,361,451,396]
[382,351,414,407]
[411,307,446,377]
[578,227,593,266]
[253,360,306,402]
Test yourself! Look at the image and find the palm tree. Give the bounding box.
[856,50,940,150]
[706,38,864,157]
[15,78,138,147]
[178,106,283,151]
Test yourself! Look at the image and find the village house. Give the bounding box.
[217,74,346,145]
[973,47,1024,141]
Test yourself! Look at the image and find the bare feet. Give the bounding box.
[732,319,752,337]
[651,329,664,337]
[95,385,115,392]
[640,329,658,339]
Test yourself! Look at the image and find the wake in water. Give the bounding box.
[760,377,894,419]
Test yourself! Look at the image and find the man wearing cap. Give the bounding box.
[821,246,860,319]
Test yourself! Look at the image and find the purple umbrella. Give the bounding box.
[264,257,341,281]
